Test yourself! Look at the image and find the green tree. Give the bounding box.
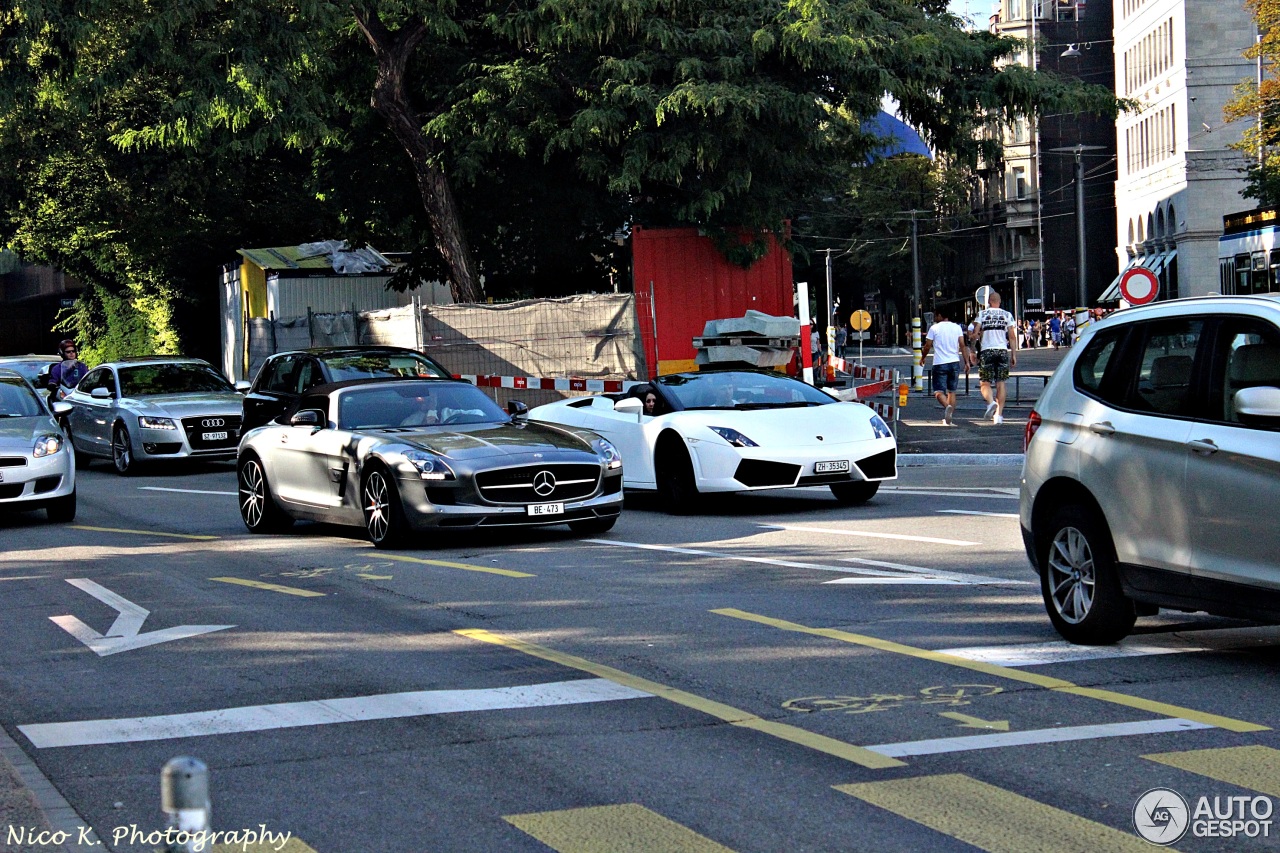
[1226,0,1280,205]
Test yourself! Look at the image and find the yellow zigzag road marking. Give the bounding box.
[456,629,904,769]
[711,608,1266,733]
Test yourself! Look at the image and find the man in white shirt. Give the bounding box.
[921,306,972,426]
[972,291,1018,425]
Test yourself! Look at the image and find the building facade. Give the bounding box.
[1108,0,1255,301]
[986,0,1119,313]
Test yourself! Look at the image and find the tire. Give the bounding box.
[830,480,880,505]
[655,440,699,514]
[568,515,617,535]
[1038,504,1136,644]
[237,455,294,533]
[362,465,409,549]
[45,490,76,523]
[111,423,136,476]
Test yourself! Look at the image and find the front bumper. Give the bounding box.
[397,471,625,529]
[687,437,898,493]
[0,451,75,510]
[134,421,238,462]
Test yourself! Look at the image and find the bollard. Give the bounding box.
[162,757,211,853]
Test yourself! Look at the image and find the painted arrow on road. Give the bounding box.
[939,711,1010,731]
[50,579,234,657]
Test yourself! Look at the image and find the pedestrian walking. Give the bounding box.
[1048,312,1062,349]
[835,325,848,360]
[922,306,972,426]
[972,291,1018,425]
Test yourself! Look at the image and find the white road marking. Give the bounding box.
[832,557,1032,586]
[50,579,234,657]
[759,524,979,547]
[880,488,1019,501]
[938,626,1280,667]
[19,678,652,748]
[937,510,1020,519]
[587,539,922,578]
[865,718,1213,758]
[139,487,237,496]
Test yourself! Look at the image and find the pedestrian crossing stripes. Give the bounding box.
[836,774,1162,852]
[505,804,735,853]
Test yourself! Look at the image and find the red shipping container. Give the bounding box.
[631,226,793,377]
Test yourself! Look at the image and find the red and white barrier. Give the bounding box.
[454,374,645,393]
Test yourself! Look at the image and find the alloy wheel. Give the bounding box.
[112,428,131,473]
[240,461,265,528]
[364,471,390,542]
[1047,526,1095,624]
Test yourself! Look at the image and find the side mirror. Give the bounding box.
[90,387,111,399]
[51,401,72,416]
[507,400,529,419]
[1234,386,1280,422]
[289,409,325,428]
[613,397,644,414]
[234,380,251,392]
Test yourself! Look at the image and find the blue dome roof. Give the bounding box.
[864,111,933,161]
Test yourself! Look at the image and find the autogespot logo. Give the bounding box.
[1134,788,1190,845]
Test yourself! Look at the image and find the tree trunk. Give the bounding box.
[352,7,482,304]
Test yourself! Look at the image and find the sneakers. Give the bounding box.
[993,414,1004,425]
[943,404,954,425]
[983,401,998,420]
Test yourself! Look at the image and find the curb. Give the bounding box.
[898,453,1024,468]
[0,728,100,851]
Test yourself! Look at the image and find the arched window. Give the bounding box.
[1166,202,1176,234]
[1156,208,1165,237]
[1146,213,1155,243]
[1128,219,1135,245]
[1138,217,1146,243]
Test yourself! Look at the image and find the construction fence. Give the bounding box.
[243,293,646,407]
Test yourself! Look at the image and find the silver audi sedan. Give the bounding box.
[0,369,76,521]
[237,378,624,547]
[63,357,244,474]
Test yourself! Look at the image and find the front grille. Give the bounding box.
[33,476,61,494]
[474,464,601,505]
[0,484,23,499]
[855,449,897,480]
[734,459,801,488]
[181,416,243,451]
[0,457,26,468]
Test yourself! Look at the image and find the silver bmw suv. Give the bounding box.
[1020,295,1280,644]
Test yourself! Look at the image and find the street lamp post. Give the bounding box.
[1050,144,1105,309]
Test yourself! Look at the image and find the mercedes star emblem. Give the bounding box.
[532,470,557,497]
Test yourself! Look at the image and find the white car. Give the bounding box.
[0,369,76,522]
[529,370,897,511]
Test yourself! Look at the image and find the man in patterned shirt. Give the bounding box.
[972,292,1018,425]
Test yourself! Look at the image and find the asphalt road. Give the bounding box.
[2,459,1279,852]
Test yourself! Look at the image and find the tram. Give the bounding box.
[1219,208,1280,295]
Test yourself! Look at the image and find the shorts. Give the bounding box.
[931,361,960,394]
[979,349,1010,384]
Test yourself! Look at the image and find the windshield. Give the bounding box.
[0,359,57,382]
[118,363,233,396]
[337,383,507,430]
[656,372,834,410]
[321,353,449,382]
[0,377,45,417]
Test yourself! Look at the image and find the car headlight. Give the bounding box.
[403,449,455,481]
[33,434,63,457]
[869,414,893,440]
[709,426,759,448]
[595,438,622,470]
[139,416,178,431]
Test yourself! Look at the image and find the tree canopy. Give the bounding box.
[1226,0,1280,205]
[0,0,1120,358]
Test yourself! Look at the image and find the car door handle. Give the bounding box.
[1186,438,1219,455]
[1088,421,1116,436]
